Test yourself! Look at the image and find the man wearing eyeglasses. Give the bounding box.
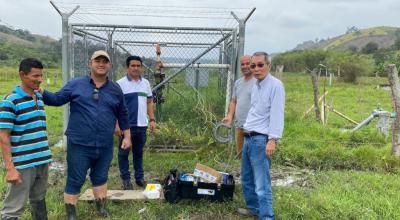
[222,55,256,159]
[237,52,285,220]
[39,50,131,219]
[114,56,156,190]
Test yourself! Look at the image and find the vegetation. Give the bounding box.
[294,26,400,51]
[273,50,375,83]
[0,68,398,219]
[0,25,61,67]
[1,23,400,218]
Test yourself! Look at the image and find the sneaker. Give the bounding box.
[136,179,147,187]
[237,208,257,217]
[122,179,133,190]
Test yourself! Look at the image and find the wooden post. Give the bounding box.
[275,64,284,80]
[388,64,400,156]
[302,91,328,118]
[311,70,321,122]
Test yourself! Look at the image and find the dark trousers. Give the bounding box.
[118,126,147,181]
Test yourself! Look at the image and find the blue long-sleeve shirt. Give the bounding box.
[42,75,129,148]
[244,73,285,139]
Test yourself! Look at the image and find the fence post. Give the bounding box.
[50,1,79,147]
[311,69,321,122]
[387,64,400,156]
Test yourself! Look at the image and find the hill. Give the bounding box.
[294,26,400,51]
[0,24,61,67]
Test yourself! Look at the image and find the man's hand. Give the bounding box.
[114,124,122,136]
[265,140,276,158]
[155,61,163,72]
[222,116,232,126]
[149,121,156,134]
[37,87,44,94]
[120,136,131,150]
[6,168,21,185]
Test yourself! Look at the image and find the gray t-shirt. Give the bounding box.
[232,76,256,128]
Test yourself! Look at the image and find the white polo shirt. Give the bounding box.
[117,75,153,127]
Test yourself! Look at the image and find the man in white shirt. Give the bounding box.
[238,52,285,220]
[115,56,156,190]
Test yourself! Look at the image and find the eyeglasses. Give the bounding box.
[93,88,99,100]
[250,63,267,69]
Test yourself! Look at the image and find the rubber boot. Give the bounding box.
[95,198,109,218]
[65,204,78,220]
[30,199,48,220]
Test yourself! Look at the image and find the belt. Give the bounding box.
[243,131,265,137]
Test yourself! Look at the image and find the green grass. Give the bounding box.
[275,171,400,220]
[324,26,400,49]
[1,68,400,219]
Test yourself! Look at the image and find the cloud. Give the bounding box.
[0,0,399,53]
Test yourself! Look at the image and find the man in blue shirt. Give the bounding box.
[238,52,285,220]
[0,58,51,220]
[40,50,131,219]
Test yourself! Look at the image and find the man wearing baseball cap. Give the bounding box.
[39,50,131,219]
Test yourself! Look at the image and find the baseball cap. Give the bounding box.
[91,50,110,61]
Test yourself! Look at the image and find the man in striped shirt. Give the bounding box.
[0,58,52,220]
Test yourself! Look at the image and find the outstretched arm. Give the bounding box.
[39,81,73,106]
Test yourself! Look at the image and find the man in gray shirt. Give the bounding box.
[238,52,285,220]
[222,55,256,158]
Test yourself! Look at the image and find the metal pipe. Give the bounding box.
[120,43,219,49]
[88,28,232,35]
[352,110,392,132]
[152,32,232,92]
[73,29,108,43]
[117,40,219,47]
[352,114,376,132]
[225,29,237,116]
[231,8,255,79]
[50,1,79,147]
[70,23,235,32]
[244,8,256,23]
[163,63,230,69]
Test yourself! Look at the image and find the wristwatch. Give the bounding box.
[149,118,155,122]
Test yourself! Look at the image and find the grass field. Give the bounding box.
[1,68,400,219]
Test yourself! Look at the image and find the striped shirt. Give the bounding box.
[0,85,52,170]
[117,75,153,127]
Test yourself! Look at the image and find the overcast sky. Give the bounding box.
[0,0,399,53]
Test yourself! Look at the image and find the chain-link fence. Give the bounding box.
[49,1,256,148]
[69,24,237,125]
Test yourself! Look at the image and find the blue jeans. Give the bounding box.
[241,134,274,220]
[65,140,113,194]
[118,126,147,181]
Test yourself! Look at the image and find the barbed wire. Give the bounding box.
[56,1,252,11]
[52,1,251,28]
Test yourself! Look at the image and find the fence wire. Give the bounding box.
[68,24,237,147]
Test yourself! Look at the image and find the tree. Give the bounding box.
[348,45,358,53]
[326,51,375,83]
[361,42,379,54]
